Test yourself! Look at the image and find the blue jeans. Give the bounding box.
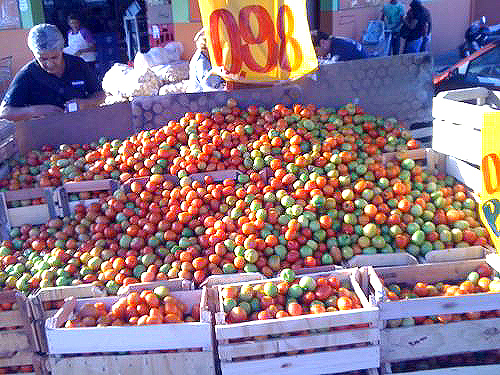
[390,32,401,55]
[403,37,423,53]
[420,33,431,52]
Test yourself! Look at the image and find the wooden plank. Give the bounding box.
[48,351,216,375]
[424,247,487,263]
[7,205,50,227]
[219,346,380,375]
[117,279,194,295]
[432,96,497,129]
[189,170,242,183]
[218,327,379,360]
[0,329,32,352]
[0,309,23,328]
[432,120,481,166]
[200,273,265,288]
[62,179,116,193]
[389,364,500,375]
[215,308,379,341]
[46,321,213,354]
[444,156,481,193]
[381,317,500,362]
[0,351,33,368]
[348,253,418,268]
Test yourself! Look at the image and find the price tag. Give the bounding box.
[198,0,318,82]
[479,112,500,252]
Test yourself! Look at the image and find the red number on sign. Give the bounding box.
[209,9,242,74]
[482,153,500,194]
[239,5,278,73]
[276,5,303,72]
[208,5,305,75]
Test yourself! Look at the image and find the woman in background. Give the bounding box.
[64,13,97,69]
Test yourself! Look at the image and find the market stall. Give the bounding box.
[0,3,499,373]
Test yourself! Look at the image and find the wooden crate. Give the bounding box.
[0,290,37,374]
[28,284,107,353]
[210,268,380,375]
[380,147,482,193]
[44,287,215,375]
[432,87,500,166]
[368,253,500,366]
[54,179,119,217]
[0,187,56,231]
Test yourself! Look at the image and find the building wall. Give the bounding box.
[473,0,500,25]
[0,29,32,77]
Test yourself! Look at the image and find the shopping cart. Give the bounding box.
[0,56,13,101]
[361,20,391,57]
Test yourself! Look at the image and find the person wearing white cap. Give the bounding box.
[0,23,104,122]
[187,28,225,93]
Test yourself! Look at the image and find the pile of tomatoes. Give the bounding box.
[0,100,493,295]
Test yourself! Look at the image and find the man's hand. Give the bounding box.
[30,104,64,119]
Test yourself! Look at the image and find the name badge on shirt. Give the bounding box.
[71,80,85,87]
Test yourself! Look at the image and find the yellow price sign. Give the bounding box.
[479,112,500,252]
[198,0,318,82]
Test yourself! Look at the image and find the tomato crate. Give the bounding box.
[367,253,500,368]
[0,290,38,374]
[208,268,380,375]
[28,284,107,353]
[432,87,500,167]
[380,147,481,193]
[54,179,119,217]
[43,284,215,375]
[0,188,57,233]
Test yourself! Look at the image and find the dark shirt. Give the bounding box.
[2,53,101,109]
[330,37,367,61]
[422,7,432,34]
[406,7,426,41]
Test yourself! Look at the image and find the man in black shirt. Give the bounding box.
[311,30,367,62]
[0,24,105,122]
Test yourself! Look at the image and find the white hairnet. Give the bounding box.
[27,24,64,54]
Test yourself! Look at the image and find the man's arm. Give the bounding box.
[0,102,63,122]
[71,90,106,111]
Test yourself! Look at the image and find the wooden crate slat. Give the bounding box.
[7,205,50,227]
[432,120,481,166]
[0,350,34,368]
[444,156,482,192]
[218,327,379,360]
[424,247,487,263]
[47,351,216,375]
[0,309,24,328]
[215,308,378,341]
[379,292,500,320]
[389,363,500,375]
[219,346,380,375]
[46,320,213,354]
[382,317,500,363]
[62,179,115,193]
[0,329,32,352]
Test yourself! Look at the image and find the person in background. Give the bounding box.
[187,28,225,93]
[401,0,426,53]
[381,0,405,55]
[64,13,97,69]
[311,30,367,62]
[0,24,105,122]
[419,3,432,52]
